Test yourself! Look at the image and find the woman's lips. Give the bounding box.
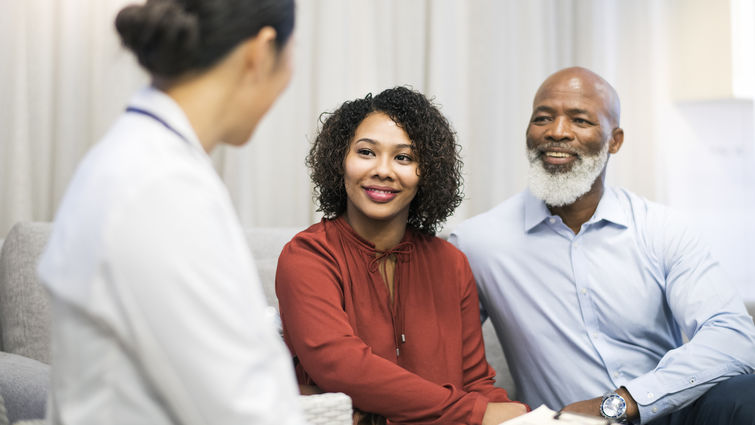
[364,187,398,202]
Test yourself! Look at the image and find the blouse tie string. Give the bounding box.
[368,241,414,357]
[367,241,414,273]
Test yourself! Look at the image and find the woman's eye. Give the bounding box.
[396,154,414,162]
[357,148,374,156]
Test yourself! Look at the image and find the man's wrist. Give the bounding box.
[615,387,639,422]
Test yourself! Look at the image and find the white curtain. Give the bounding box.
[0,0,679,235]
[0,0,148,236]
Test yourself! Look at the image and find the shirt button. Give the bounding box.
[652,407,658,413]
[647,392,654,399]
[548,217,556,224]
[592,333,599,339]
[580,288,587,295]
[613,372,619,378]
[690,377,696,383]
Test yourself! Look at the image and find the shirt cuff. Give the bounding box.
[624,374,671,424]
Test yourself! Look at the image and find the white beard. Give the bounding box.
[527,143,609,207]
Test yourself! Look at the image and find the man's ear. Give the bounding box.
[241,26,278,79]
[609,127,624,154]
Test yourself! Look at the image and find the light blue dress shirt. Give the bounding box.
[450,187,755,423]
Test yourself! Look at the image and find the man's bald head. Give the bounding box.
[534,67,621,127]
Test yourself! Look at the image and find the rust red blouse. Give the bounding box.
[276,217,515,424]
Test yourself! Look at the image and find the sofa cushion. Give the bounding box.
[244,227,302,309]
[0,352,49,423]
[0,223,52,364]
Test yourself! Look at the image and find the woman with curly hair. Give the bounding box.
[275,87,527,425]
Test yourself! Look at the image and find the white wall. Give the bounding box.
[662,0,755,302]
[663,100,755,301]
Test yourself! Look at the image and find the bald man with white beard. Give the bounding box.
[451,67,755,425]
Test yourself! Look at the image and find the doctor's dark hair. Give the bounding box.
[115,0,295,78]
[306,86,464,236]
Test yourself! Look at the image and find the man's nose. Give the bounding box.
[546,116,573,141]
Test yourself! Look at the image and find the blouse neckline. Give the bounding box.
[332,216,415,261]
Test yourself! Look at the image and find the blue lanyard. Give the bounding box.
[125,106,190,145]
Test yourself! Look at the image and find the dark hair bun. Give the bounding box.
[115,1,200,77]
[115,0,294,78]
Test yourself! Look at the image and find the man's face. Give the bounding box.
[525,71,621,206]
[526,74,614,174]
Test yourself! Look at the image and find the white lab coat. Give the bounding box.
[38,87,307,425]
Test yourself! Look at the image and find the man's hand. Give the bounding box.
[560,397,602,417]
[482,402,528,425]
[561,387,639,422]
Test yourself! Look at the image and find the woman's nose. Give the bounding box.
[372,155,394,179]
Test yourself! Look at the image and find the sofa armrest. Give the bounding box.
[0,222,53,364]
[0,352,48,424]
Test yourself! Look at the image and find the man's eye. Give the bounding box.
[532,116,550,123]
[574,118,592,125]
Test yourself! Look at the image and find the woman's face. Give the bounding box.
[227,31,295,147]
[260,35,295,112]
[342,112,420,231]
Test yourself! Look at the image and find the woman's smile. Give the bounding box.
[363,185,400,203]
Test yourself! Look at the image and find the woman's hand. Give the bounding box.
[352,408,387,425]
[298,384,323,395]
[482,402,528,425]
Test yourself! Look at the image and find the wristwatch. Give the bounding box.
[600,391,627,422]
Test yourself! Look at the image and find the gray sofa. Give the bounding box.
[4,222,753,423]
[0,221,517,423]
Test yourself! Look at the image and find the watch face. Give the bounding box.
[601,394,627,418]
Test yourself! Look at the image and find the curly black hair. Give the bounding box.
[306,86,463,235]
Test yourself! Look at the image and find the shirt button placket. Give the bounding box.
[572,236,599,348]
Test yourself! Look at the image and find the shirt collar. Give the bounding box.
[126,86,206,154]
[523,186,629,232]
[524,189,553,232]
[591,187,629,228]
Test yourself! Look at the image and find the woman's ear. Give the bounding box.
[240,26,278,80]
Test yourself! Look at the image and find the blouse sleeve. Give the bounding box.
[276,236,492,425]
[456,253,523,406]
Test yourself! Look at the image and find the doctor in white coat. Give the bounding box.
[37,1,306,424]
